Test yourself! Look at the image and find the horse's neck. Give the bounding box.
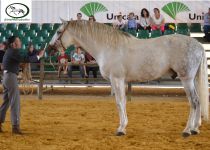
[69,29,104,61]
[68,24,142,62]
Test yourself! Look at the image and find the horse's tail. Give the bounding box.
[196,51,209,121]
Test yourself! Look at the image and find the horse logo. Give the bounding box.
[5,3,29,18]
[9,6,25,16]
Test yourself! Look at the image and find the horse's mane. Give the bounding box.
[67,20,133,48]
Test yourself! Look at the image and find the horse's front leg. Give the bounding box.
[110,77,128,136]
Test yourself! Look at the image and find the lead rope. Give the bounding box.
[43,43,56,71]
[49,52,56,70]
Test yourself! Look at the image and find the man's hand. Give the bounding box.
[38,49,45,58]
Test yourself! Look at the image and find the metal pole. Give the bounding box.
[38,59,44,100]
[127,82,132,101]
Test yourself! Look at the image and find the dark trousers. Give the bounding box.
[204,25,210,34]
[86,66,98,78]
[138,26,151,32]
[204,25,210,41]
[68,65,85,78]
[0,72,20,126]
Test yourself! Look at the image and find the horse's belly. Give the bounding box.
[125,73,160,82]
[125,64,169,82]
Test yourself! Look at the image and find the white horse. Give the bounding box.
[49,19,209,137]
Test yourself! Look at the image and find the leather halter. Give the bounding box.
[56,22,69,50]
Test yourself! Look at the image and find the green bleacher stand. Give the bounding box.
[13,30,24,38]
[37,29,49,40]
[19,43,28,57]
[137,30,149,39]
[127,29,137,37]
[21,36,31,45]
[42,23,53,32]
[25,30,36,40]
[6,23,18,31]
[1,30,13,38]
[151,30,162,38]
[53,23,61,31]
[18,24,30,31]
[49,29,56,38]
[0,36,6,42]
[0,24,6,34]
[22,44,26,50]
[164,29,175,35]
[176,23,190,36]
[30,24,41,32]
[34,44,41,50]
[65,45,75,55]
[190,23,202,33]
[44,53,58,71]
[177,23,188,30]
[33,36,45,48]
[176,28,190,36]
[46,32,55,42]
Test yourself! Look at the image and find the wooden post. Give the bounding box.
[127,82,132,101]
[38,59,44,100]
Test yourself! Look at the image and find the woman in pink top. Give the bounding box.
[151,8,165,33]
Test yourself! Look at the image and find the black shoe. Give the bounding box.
[12,125,22,135]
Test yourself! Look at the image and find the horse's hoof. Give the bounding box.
[182,132,191,138]
[116,132,125,136]
[191,130,200,135]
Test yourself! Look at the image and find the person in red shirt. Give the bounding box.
[57,49,68,77]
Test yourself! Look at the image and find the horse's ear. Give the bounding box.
[60,17,68,24]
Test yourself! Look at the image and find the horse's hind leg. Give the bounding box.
[110,77,128,136]
[181,78,200,137]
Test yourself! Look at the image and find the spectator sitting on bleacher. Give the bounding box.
[113,12,125,30]
[89,15,96,22]
[203,8,210,40]
[138,8,152,32]
[77,13,82,20]
[126,12,137,31]
[27,42,40,71]
[27,43,39,62]
[58,49,68,77]
[151,8,165,33]
[85,52,98,79]
[68,46,87,78]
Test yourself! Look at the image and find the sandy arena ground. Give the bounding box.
[0,87,210,150]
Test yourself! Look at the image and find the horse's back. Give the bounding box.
[121,34,203,81]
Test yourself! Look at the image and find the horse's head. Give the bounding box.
[10,6,15,10]
[49,18,74,54]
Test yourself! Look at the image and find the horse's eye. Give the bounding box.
[57,31,61,34]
